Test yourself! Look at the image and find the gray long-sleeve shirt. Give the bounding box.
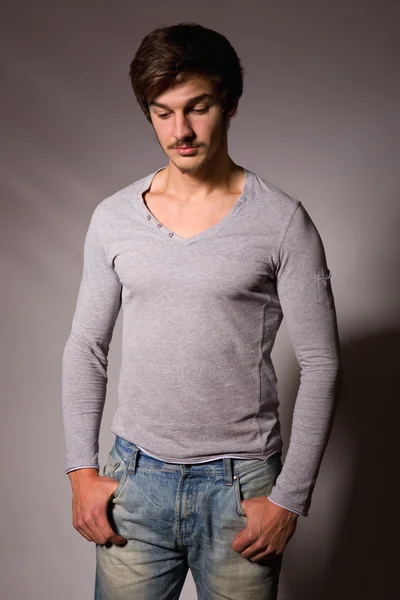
[62,166,341,516]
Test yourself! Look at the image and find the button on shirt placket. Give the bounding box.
[146,213,174,237]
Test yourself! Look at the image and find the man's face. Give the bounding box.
[148,75,229,175]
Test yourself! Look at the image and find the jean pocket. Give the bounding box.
[234,454,282,518]
[103,444,131,500]
[316,268,334,308]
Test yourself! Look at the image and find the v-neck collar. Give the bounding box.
[136,166,251,247]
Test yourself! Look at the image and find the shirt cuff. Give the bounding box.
[66,465,99,474]
[267,495,302,516]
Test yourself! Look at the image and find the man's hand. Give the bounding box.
[231,496,298,563]
[68,468,127,546]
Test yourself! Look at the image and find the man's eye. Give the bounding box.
[156,107,209,119]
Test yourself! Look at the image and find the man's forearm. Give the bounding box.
[268,360,342,515]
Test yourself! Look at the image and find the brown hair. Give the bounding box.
[129,22,244,124]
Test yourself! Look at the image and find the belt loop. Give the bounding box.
[223,457,233,486]
[128,448,140,473]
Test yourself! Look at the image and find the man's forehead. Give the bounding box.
[149,76,216,108]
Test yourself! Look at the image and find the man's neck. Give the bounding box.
[161,158,242,203]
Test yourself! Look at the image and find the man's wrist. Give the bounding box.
[267,496,301,518]
[68,467,99,489]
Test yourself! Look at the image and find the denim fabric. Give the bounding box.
[95,435,284,600]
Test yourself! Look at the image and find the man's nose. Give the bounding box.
[172,114,194,140]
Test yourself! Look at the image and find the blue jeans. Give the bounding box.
[95,435,284,600]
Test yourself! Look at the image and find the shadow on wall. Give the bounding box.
[283,328,399,600]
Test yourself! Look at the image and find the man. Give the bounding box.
[62,22,341,600]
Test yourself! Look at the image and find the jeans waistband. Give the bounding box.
[113,435,282,487]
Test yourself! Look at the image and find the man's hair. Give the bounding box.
[129,22,244,124]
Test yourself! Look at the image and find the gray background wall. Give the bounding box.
[1,1,399,598]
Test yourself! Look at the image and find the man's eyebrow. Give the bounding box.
[149,93,215,110]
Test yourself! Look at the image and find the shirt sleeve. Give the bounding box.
[61,205,122,473]
[267,201,342,516]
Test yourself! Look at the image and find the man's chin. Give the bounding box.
[178,165,204,175]
[170,155,210,175]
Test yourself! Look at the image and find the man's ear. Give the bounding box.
[227,99,240,119]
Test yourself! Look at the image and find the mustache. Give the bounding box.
[171,143,201,149]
